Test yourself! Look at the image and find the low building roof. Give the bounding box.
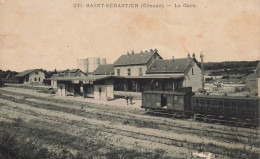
[15,69,43,78]
[114,50,162,66]
[124,75,184,79]
[93,64,114,75]
[50,69,86,78]
[48,75,118,82]
[48,74,184,82]
[146,58,196,74]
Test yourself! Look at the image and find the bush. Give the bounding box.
[198,89,206,94]
[107,97,112,101]
[234,87,240,93]
[0,131,56,159]
[0,132,17,158]
[222,75,230,79]
[13,117,23,127]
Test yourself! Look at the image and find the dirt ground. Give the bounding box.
[0,86,259,159]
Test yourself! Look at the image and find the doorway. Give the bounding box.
[161,94,167,107]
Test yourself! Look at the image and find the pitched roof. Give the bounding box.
[114,50,162,66]
[146,58,195,74]
[93,64,114,75]
[52,69,86,78]
[15,69,43,78]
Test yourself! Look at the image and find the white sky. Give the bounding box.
[0,0,259,71]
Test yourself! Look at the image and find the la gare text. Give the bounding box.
[73,3,196,8]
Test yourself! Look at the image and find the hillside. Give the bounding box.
[199,60,259,76]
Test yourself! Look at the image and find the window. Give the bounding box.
[200,99,205,105]
[35,72,38,75]
[117,69,120,76]
[39,77,40,81]
[212,100,217,105]
[139,68,143,76]
[34,78,37,81]
[191,68,194,75]
[127,68,131,76]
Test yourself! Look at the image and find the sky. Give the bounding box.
[0,0,260,72]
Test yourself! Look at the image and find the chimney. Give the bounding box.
[150,49,154,53]
[127,52,130,56]
[154,48,158,53]
[187,52,190,58]
[200,52,205,90]
[140,50,143,54]
[131,50,134,54]
[172,56,175,62]
[192,53,195,58]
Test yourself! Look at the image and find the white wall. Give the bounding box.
[114,65,147,76]
[51,80,57,88]
[57,83,67,96]
[24,71,45,84]
[183,63,202,91]
[94,85,114,101]
[106,85,114,99]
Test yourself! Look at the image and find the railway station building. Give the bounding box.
[111,49,202,92]
[146,53,202,91]
[48,49,203,100]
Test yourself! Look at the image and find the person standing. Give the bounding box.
[125,95,129,105]
[129,95,133,105]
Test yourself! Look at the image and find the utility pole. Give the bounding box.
[200,52,205,90]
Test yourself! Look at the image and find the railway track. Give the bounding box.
[0,98,258,158]
[0,90,259,148]
[0,89,258,136]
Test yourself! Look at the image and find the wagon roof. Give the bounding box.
[142,90,188,95]
[193,94,259,100]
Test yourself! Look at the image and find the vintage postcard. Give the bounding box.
[0,0,259,158]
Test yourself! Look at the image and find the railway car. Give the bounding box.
[141,87,193,117]
[192,95,260,127]
[141,88,259,128]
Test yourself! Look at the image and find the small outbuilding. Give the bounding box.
[49,76,116,101]
[49,69,87,89]
[14,69,45,84]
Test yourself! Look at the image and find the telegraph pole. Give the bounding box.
[200,52,205,90]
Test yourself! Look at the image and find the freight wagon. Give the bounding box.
[141,87,193,117]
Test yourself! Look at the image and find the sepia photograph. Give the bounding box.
[0,0,259,158]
